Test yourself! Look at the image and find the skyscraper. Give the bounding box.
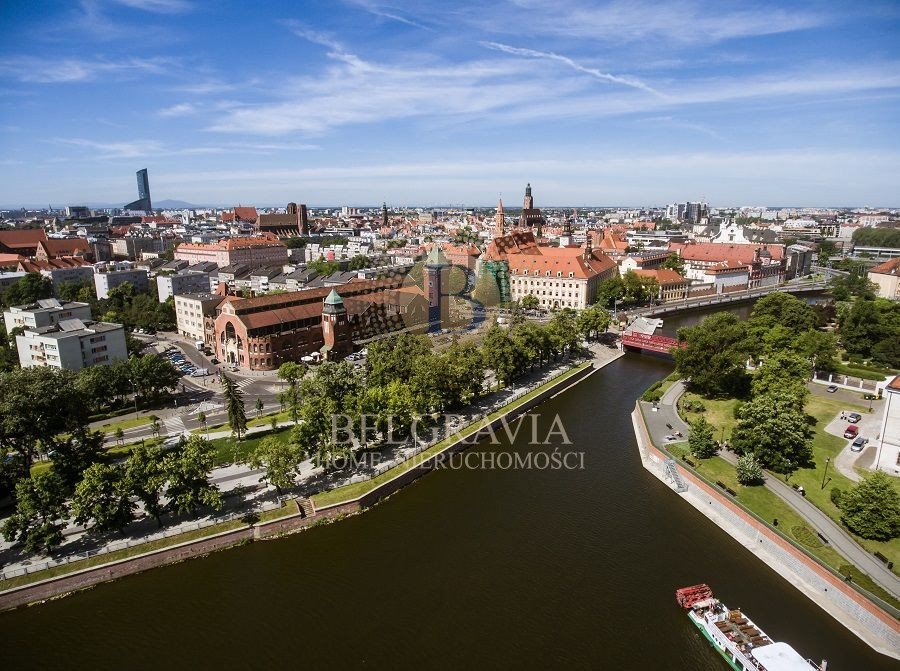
[124,168,152,212]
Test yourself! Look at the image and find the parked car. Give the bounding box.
[847,412,862,423]
[826,384,838,393]
[851,437,869,452]
[843,424,859,439]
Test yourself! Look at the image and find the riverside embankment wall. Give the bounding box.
[631,403,900,660]
[0,357,611,612]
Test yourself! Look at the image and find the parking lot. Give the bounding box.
[160,345,210,379]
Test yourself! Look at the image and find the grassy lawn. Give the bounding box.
[0,518,246,592]
[664,443,900,609]
[256,498,299,522]
[679,392,740,438]
[248,410,294,428]
[209,427,292,466]
[97,415,153,434]
[313,361,592,507]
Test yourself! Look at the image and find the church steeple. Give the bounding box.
[494,196,505,237]
[584,228,593,260]
[382,202,388,228]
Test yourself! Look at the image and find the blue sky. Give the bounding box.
[1,0,899,207]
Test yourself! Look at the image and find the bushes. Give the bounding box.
[736,453,764,485]
[830,487,843,506]
[682,399,706,413]
[641,381,663,403]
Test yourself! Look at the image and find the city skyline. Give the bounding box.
[2,0,900,206]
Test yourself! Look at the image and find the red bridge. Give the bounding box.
[621,331,684,356]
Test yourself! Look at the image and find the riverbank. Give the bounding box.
[631,402,900,660]
[0,350,622,612]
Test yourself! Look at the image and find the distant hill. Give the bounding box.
[154,199,203,209]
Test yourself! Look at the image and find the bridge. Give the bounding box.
[627,279,828,319]
[621,331,683,355]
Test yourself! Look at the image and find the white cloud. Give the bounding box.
[111,0,192,13]
[50,137,319,160]
[458,0,829,44]
[482,41,662,96]
[158,102,199,117]
[0,56,172,83]
[344,0,434,31]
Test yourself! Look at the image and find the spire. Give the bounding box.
[584,228,593,260]
[525,182,532,197]
[494,196,505,237]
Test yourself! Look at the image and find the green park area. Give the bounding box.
[666,290,900,594]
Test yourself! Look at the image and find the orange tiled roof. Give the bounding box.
[632,268,687,285]
[671,242,784,263]
[507,249,616,279]
[0,229,48,249]
[870,258,900,276]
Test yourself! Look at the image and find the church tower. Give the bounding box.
[321,289,352,360]
[382,202,389,228]
[423,244,451,330]
[523,182,534,210]
[494,197,505,238]
[583,228,594,261]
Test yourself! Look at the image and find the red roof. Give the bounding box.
[39,238,90,257]
[0,229,48,250]
[507,248,616,279]
[870,258,900,276]
[671,242,784,264]
[632,268,687,285]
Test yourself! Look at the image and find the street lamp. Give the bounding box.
[821,456,831,490]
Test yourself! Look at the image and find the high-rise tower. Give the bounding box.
[124,168,152,212]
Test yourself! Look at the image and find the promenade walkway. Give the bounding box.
[642,381,900,601]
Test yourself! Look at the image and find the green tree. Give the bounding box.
[793,329,838,372]
[163,436,223,517]
[347,254,372,270]
[365,333,430,387]
[520,294,540,311]
[115,427,124,445]
[673,313,750,398]
[222,374,248,440]
[575,304,611,340]
[736,453,764,485]
[0,366,92,479]
[255,397,264,418]
[661,252,685,274]
[688,416,718,459]
[71,463,135,535]
[548,308,579,354]
[749,292,818,334]
[277,361,307,424]
[595,275,625,308]
[816,239,838,265]
[0,272,52,307]
[837,472,900,541]
[730,391,814,474]
[481,323,519,387]
[751,352,811,400]
[1,472,68,554]
[124,443,167,527]
[127,354,180,401]
[621,270,659,305]
[149,415,161,438]
[250,436,300,495]
[51,430,106,495]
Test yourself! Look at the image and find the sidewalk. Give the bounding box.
[644,381,900,600]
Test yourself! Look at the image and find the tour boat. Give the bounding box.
[676,584,826,671]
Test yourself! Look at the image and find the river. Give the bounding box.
[2,302,895,670]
